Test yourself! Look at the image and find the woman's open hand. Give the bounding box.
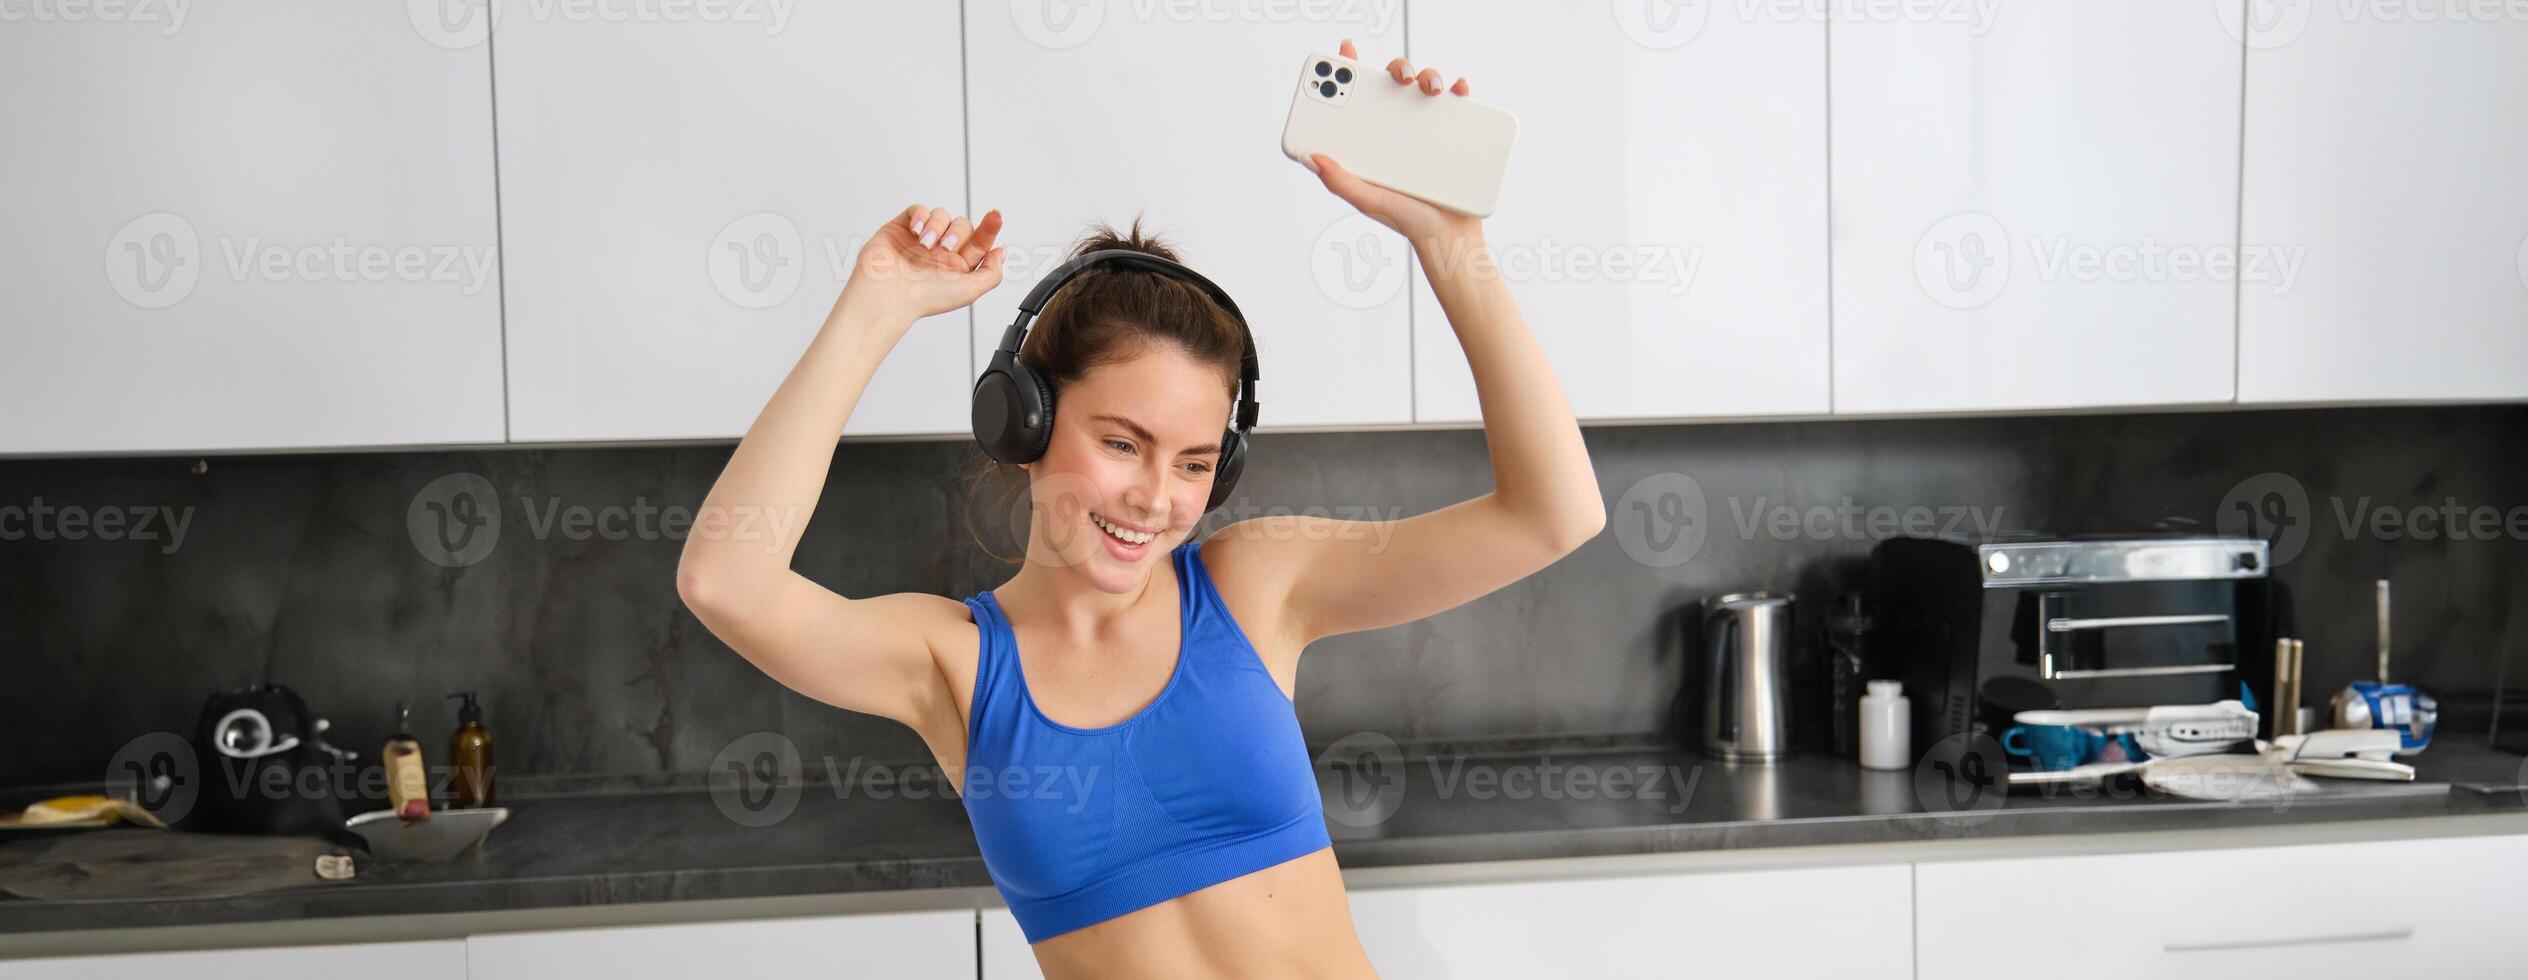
[841,204,1008,324]
[1304,38,1485,245]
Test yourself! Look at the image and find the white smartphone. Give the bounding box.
[1279,50,1518,219]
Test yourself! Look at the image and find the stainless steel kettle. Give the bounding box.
[1702,591,1795,764]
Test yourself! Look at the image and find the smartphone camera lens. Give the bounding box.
[1318,80,1338,98]
[1315,61,1332,78]
[1335,67,1352,84]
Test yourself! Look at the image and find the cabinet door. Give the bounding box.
[1409,3,1829,423]
[466,909,977,979]
[0,3,503,455]
[0,940,465,980]
[1916,833,2528,978]
[1829,1,2244,413]
[1349,864,1913,978]
[963,3,1410,429]
[2237,4,2528,402]
[495,5,970,442]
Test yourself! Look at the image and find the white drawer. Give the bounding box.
[1350,863,1914,979]
[1916,832,2528,979]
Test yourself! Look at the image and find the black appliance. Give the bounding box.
[181,683,358,836]
[1870,535,2274,778]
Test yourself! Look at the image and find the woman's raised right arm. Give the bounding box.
[676,203,1005,726]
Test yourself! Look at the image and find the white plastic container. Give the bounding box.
[1859,680,1911,771]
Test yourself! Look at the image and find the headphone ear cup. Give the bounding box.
[1205,428,1247,513]
[972,355,1059,464]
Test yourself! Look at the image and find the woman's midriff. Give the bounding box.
[1025,846,1379,980]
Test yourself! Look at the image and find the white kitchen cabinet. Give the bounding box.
[0,2,505,455]
[962,2,1411,429]
[1829,1,2244,414]
[1348,864,1913,978]
[465,909,976,979]
[494,4,971,442]
[1407,2,1829,423]
[1916,833,2528,978]
[2237,4,2528,403]
[0,940,465,980]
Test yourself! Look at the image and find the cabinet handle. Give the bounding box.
[2163,927,2414,952]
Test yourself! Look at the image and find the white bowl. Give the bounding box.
[344,806,509,862]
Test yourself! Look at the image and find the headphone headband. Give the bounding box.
[998,248,1260,431]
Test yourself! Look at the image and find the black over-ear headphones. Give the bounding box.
[971,248,1260,514]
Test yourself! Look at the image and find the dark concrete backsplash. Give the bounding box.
[3,405,2523,789]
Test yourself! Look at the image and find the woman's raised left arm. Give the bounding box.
[1206,39,1604,652]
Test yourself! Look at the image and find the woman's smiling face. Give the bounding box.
[1020,343,1235,591]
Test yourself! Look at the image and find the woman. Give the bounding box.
[677,41,1604,979]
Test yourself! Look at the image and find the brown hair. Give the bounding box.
[960,215,1247,564]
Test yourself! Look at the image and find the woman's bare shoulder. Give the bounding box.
[1195,532,1306,663]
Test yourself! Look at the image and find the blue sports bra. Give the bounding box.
[959,537,1333,944]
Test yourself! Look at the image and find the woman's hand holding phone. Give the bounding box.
[835,204,1008,333]
[1302,38,1486,247]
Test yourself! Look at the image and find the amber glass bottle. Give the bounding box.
[446,691,494,808]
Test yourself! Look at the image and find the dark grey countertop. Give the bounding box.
[6,737,2527,940]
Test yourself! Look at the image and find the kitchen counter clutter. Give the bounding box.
[5,735,2527,956]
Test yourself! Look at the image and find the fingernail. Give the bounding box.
[912,216,926,234]
[921,229,938,247]
[943,233,959,249]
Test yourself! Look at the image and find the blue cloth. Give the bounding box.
[959,538,1333,943]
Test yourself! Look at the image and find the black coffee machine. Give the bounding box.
[177,683,360,835]
[1870,534,2276,779]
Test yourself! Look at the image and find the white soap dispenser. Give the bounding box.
[1859,680,1911,771]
